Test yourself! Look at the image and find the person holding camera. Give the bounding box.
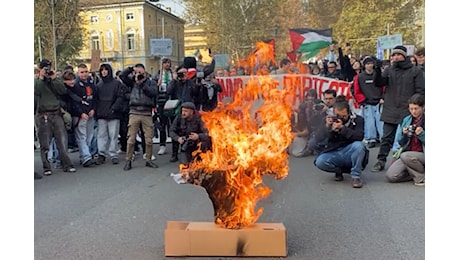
[313,100,368,188]
[166,65,199,162]
[371,46,425,172]
[199,73,222,112]
[307,89,337,154]
[385,94,425,186]
[121,64,158,171]
[169,102,211,165]
[34,59,76,176]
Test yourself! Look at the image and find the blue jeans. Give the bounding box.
[362,104,383,142]
[73,117,96,163]
[47,138,61,167]
[314,141,367,178]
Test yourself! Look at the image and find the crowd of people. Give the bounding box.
[288,44,425,188]
[34,44,425,189]
[34,55,221,179]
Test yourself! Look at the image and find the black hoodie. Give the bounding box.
[94,64,125,120]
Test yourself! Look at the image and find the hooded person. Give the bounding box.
[94,63,126,164]
[183,55,216,110]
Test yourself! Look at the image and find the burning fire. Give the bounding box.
[180,41,295,229]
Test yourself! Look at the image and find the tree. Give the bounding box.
[182,0,309,64]
[34,0,86,69]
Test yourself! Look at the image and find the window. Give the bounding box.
[126,12,134,21]
[126,29,135,50]
[91,31,100,50]
[106,30,114,49]
[90,15,99,24]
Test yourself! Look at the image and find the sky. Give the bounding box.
[153,0,186,18]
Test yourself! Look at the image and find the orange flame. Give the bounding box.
[182,41,295,229]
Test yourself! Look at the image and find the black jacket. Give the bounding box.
[68,76,96,117]
[314,114,365,154]
[375,58,425,124]
[94,65,125,120]
[169,114,210,143]
[357,71,383,105]
[167,79,199,103]
[129,78,157,115]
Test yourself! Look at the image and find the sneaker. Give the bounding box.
[169,154,179,162]
[414,181,425,187]
[34,171,43,179]
[112,157,119,164]
[96,155,106,165]
[145,160,159,168]
[335,173,344,181]
[352,178,363,188]
[123,160,132,171]
[371,161,385,172]
[43,170,52,176]
[158,145,167,155]
[143,154,156,160]
[82,158,96,167]
[64,167,77,173]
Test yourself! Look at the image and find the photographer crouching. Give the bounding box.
[169,102,211,165]
[313,100,369,188]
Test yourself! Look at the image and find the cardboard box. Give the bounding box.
[164,221,287,257]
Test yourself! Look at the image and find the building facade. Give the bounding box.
[76,0,185,76]
[184,25,212,64]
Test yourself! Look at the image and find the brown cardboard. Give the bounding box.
[164,221,287,257]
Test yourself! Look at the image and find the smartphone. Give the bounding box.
[208,48,212,55]
[346,42,351,47]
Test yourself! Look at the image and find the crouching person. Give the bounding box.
[169,102,211,165]
[385,94,425,186]
[313,100,369,188]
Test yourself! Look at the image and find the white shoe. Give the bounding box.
[158,145,166,155]
[143,153,156,160]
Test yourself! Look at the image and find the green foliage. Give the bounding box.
[34,0,86,69]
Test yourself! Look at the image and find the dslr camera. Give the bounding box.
[177,72,185,80]
[407,124,416,137]
[136,73,145,81]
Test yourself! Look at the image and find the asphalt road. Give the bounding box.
[34,145,424,260]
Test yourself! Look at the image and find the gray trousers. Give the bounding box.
[385,151,425,183]
[36,112,73,171]
[97,119,120,159]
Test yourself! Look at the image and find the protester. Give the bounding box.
[371,45,425,172]
[385,94,425,186]
[94,63,125,165]
[353,56,384,148]
[153,57,174,156]
[69,64,97,167]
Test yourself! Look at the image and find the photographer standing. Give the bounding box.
[35,59,76,176]
[122,64,159,171]
[385,94,425,186]
[169,102,211,165]
[166,65,199,162]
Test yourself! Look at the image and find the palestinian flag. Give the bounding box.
[289,28,332,55]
